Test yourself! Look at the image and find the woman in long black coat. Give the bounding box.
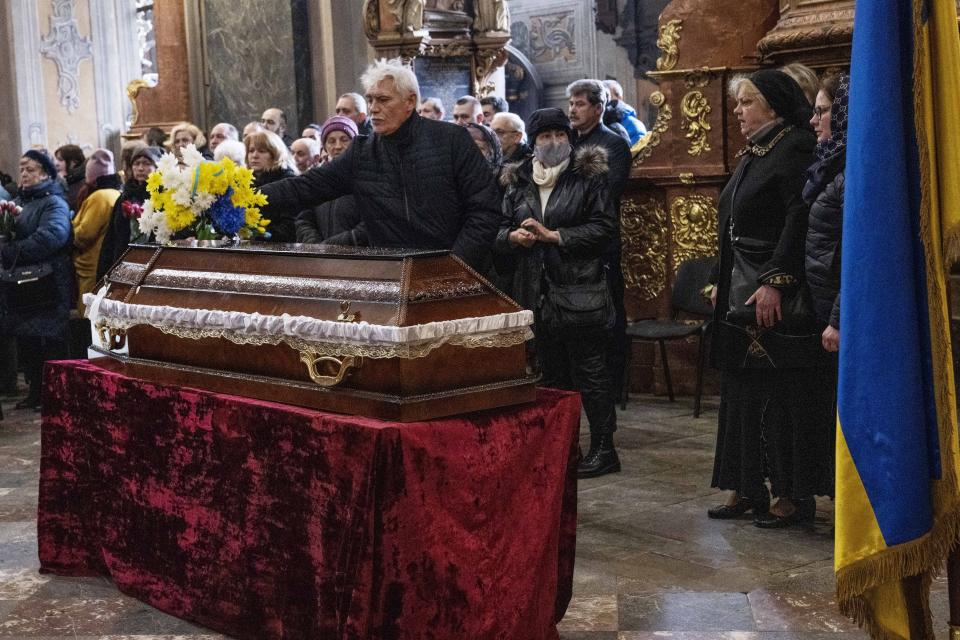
[1,150,73,410]
[707,70,832,527]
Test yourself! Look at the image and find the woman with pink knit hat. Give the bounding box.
[319,115,359,164]
[72,148,121,314]
[295,115,361,244]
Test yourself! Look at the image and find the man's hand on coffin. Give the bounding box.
[520,218,561,244]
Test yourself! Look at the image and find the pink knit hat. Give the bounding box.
[85,148,116,184]
[320,115,359,145]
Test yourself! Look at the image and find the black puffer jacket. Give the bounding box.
[255,167,297,243]
[494,145,615,315]
[805,171,843,329]
[259,112,501,271]
[295,196,363,246]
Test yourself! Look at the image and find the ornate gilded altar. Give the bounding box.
[362,0,510,96]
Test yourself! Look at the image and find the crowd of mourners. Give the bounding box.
[0,58,847,516]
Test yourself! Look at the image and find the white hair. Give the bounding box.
[293,137,321,157]
[214,139,246,166]
[491,111,526,144]
[211,122,238,140]
[339,92,368,115]
[492,111,524,134]
[603,79,623,101]
[420,97,445,118]
[727,75,770,109]
[360,58,420,102]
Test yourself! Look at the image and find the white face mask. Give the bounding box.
[534,140,572,168]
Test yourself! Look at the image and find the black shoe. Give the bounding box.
[754,497,816,529]
[577,434,621,479]
[707,495,770,519]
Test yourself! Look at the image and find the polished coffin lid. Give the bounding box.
[83,242,535,420]
[86,242,532,357]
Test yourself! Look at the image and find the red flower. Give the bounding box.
[121,200,144,219]
[0,200,21,216]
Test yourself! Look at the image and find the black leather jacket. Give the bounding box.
[494,145,615,315]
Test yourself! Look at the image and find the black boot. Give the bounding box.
[577,433,621,479]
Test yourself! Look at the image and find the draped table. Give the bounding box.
[37,359,580,640]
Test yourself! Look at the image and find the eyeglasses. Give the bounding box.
[813,106,830,121]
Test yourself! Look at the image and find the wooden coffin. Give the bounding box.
[86,242,536,421]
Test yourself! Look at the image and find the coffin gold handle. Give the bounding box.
[96,323,127,350]
[300,354,359,387]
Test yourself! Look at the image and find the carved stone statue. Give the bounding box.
[473,0,510,34]
[403,0,425,32]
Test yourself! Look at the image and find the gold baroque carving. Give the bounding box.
[621,196,668,300]
[423,42,473,57]
[474,47,508,96]
[679,173,695,184]
[126,79,149,127]
[680,91,712,156]
[655,20,683,71]
[684,67,713,89]
[632,91,671,164]
[757,24,854,56]
[670,195,719,273]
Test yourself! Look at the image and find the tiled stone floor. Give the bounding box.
[0,382,952,639]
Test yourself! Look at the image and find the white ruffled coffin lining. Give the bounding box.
[83,288,533,358]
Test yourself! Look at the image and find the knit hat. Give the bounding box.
[320,116,359,144]
[526,108,572,143]
[85,148,116,184]
[750,69,812,130]
[22,149,57,180]
[130,145,164,167]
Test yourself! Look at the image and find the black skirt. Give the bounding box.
[711,363,835,500]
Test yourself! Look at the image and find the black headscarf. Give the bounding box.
[465,123,503,172]
[751,69,813,131]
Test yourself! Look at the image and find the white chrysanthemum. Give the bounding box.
[171,188,194,207]
[156,152,179,175]
[191,192,216,214]
[153,218,173,244]
[137,202,161,237]
[181,144,204,168]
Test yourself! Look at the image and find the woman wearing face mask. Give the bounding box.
[295,116,363,246]
[496,108,620,479]
[0,150,73,411]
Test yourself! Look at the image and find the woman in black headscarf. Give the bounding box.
[706,69,829,528]
[465,122,503,182]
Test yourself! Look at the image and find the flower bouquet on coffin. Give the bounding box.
[137,144,269,244]
[0,200,22,243]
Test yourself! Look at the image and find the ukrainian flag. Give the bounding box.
[836,0,960,638]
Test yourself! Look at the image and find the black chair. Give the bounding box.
[622,256,717,417]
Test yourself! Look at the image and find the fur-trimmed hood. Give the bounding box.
[499,144,609,188]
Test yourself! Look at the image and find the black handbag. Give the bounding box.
[0,249,57,315]
[725,236,815,331]
[541,280,614,334]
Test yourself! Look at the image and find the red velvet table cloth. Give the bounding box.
[37,359,580,640]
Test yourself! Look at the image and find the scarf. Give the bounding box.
[532,158,569,220]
